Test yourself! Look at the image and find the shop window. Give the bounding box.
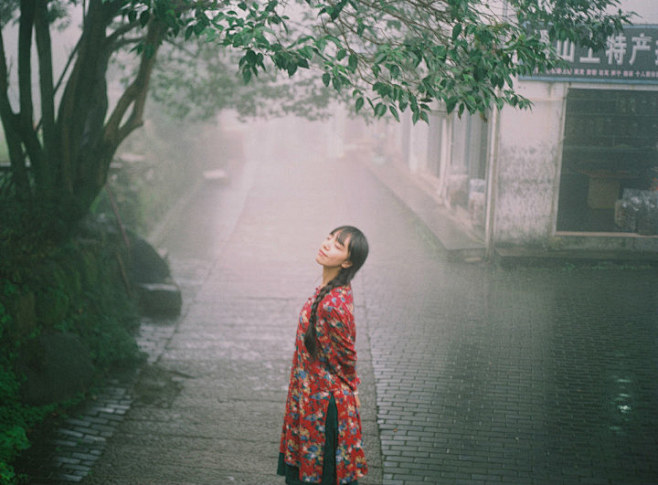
[556,89,658,234]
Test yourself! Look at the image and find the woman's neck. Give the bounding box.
[321,267,341,287]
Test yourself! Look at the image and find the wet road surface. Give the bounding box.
[26,117,658,485]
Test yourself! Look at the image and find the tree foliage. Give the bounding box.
[0,0,631,240]
[149,40,338,121]
[290,0,630,121]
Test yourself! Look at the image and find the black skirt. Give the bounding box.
[277,396,359,485]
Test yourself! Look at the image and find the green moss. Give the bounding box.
[0,235,143,484]
[79,249,100,288]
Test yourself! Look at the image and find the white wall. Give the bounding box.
[493,82,567,245]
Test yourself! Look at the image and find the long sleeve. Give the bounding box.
[316,292,359,390]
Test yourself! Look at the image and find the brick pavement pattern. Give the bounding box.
[26,117,658,485]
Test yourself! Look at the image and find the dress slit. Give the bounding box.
[277,396,358,485]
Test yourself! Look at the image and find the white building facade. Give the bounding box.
[358,3,658,256]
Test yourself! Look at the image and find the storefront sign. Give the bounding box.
[522,25,658,84]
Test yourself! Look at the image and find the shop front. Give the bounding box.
[352,17,658,256]
[491,23,658,252]
[532,25,658,239]
[557,88,658,235]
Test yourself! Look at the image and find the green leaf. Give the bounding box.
[374,102,387,117]
[389,105,400,122]
[374,51,387,64]
[330,0,348,20]
[446,97,458,113]
[299,46,315,59]
[389,64,400,79]
[355,97,365,112]
[348,53,358,73]
[452,23,462,40]
[372,82,390,97]
[139,10,150,27]
[322,72,331,87]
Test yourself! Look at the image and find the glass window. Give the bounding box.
[451,114,488,179]
[556,89,658,234]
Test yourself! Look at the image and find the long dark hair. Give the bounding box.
[304,226,369,359]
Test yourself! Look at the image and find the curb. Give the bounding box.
[357,152,487,262]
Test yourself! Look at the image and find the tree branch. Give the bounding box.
[0,27,30,194]
[105,20,164,146]
[107,19,141,45]
[34,0,56,188]
[17,0,43,177]
[17,0,34,123]
[57,0,121,194]
[53,40,80,109]
[110,35,146,51]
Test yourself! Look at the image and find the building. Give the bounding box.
[350,2,658,261]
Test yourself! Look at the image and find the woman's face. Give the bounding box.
[316,232,352,269]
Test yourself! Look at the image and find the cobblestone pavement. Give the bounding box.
[24,117,658,485]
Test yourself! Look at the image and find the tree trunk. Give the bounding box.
[0,0,164,239]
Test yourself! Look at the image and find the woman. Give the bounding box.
[278,225,369,485]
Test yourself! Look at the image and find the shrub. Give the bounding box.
[0,231,144,484]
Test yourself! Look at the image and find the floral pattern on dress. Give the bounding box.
[279,285,368,484]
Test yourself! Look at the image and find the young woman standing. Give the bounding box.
[278,225,369,485]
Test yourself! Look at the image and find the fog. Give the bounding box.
[7,5,658,484]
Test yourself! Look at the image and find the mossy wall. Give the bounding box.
[0,235,143,485]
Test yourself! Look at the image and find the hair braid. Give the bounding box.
[304,272,350,359]
[303,225,368,360]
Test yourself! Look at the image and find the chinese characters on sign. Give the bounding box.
[523,25,658,84]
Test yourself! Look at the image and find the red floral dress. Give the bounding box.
[279,285,368,484]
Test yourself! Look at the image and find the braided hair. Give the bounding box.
[304,226,369,359]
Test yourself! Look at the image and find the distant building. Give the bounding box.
[350,4,658,258]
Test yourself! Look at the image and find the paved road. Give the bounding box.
[78,117,384,485]
[27,117,658,485]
